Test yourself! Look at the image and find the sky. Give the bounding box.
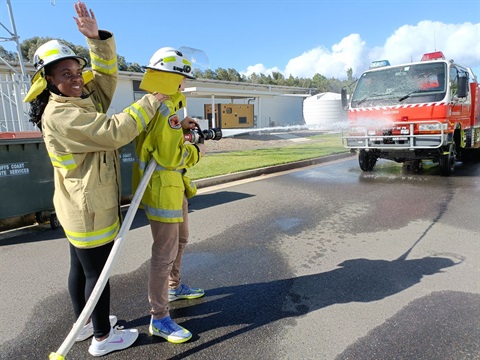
[1,0,479,80]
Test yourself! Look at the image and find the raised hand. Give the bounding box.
[73,1,99,39]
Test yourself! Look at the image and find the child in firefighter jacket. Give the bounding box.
[132,47,206,343]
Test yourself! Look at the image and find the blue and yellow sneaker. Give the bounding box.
[149,316,192,343]
[168,284,205,302]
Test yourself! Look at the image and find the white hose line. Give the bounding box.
[49,157,157,359]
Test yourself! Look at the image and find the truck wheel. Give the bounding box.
[359,150,377,171]
[50,212,60,230]
[439,143,456,176]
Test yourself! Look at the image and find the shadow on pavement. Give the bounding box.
[162,255,459,359]
[188,191,255,212]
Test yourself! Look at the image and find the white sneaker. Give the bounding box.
[76,315,117,342]
[88,326,139,357]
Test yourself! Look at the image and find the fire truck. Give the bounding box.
[341,51,480,175]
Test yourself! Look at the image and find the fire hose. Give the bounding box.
[49,157,157,360]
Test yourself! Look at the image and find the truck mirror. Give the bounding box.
[341,87,348,110]
[456,75,468,98]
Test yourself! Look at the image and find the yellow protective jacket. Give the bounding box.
[42,31,162,248]
[132,92,201,223]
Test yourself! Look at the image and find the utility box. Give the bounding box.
[204,104,254,128]
[0,134,54,222]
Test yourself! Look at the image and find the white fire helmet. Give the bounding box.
[32,40,87,83]
[145,47,195,79]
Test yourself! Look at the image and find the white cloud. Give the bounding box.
[242,63,281,77]
[243,21,480,80]
[283,34,367,79]
[380,21,480,67]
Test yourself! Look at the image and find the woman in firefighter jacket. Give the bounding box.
[24,2,169,357]
[132,47,206,344]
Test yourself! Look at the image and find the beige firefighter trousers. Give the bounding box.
[148,196,189,319]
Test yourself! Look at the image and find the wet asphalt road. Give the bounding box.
[1,157,479,360]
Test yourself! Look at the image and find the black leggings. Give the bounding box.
[68,241,113,339]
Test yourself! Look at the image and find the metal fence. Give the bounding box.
[0,72,36,132]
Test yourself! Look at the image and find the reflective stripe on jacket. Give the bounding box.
[42,31,161,248]
[133,92,201,223]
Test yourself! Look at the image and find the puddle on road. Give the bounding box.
[275,218,303,232]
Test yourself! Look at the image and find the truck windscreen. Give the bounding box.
[351,62,447,108]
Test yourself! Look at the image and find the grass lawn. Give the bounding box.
[188,132,347,180]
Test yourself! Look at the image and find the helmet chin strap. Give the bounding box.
[46,81,63,96]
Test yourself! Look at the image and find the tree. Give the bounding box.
[193,70,202,78]
[347,67,353,82]
[0,46,16,62]
[117,55,128,71]
[247,72,260,84]
[216,68,229,81]
[115,55,143,73]
[125,62,143,73]
[0,45,17,62]
[202,69,217,79]
[285,74,296,87]
[271,71,285,85]
[312,73,329,92]
[227,68,244,82]
[259,73,274,85]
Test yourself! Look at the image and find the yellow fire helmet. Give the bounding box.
[32,40,87,83]
[140,47,195,96]
[146,47,195,79]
